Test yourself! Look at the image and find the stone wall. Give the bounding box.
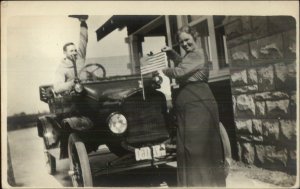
[224,16,297,174]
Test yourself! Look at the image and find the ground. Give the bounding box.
[229,160,297,187]
[5,127,298,188]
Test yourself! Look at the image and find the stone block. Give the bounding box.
[287,62,296,79]
[274,62,288,89]
[255,101,266,117]
[290,91,296,118]
[247,85,258,93]
[236,95,255,116]
[227,34,252,49]
[280,120,296,142]
[222,16,239,25]
[252,136,263,142]
[290,91,296,104]
[287,149,297,175]
[231,70,248,86]
[283,30,296,63]
[274,62,295,90]
[224,18,242,39]
[257,65,275,91]
[255,91,289,100]
[265,146,288,167]
[268,16,296,35]
[232,96,236,114]
[271,92,289,99]
[235,119,252,134]
[248,69,258,84]
[254,92,272,100]
[241,17,252,33]
[237,135,253,142]
[232,85,258,94]
[286,62,297,90]
[251,16,268,39]
[288,149,297,161]
[266,100,289,118]
[250,34,283,65]
[232,87,247,94]
[241,143,255,164]
[255,145,265,164]
[252,119,263,135]
[262,120,280,142]
[237,141,242,161]
[229,43,250,67]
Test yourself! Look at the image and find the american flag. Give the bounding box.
[140,52,167,75]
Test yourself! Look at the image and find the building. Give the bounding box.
[96,15,297,174]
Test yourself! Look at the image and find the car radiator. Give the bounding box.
[122,92,169,145]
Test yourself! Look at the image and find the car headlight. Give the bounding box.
[153,75,163,85]
[107,113,127,134]
[74,83,83,93]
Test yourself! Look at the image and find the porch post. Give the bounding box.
[165,16,177,88]
[125,35,143,74]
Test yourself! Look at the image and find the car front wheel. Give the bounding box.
[43,137,56,175]
[68,133,93,187]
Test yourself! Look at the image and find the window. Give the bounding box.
[186,15,230,82]
[214,16,229,69]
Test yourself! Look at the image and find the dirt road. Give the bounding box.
[7,127,277,188]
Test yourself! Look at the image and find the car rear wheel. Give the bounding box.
[219,122,232,177]
[68,133,93,187]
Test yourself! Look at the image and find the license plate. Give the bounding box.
[135,144,166,161]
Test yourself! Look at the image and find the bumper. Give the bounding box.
[92,152,176,177]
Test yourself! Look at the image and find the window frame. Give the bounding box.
[184,16,230,82]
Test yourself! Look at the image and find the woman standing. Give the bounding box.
[162,25,226,187]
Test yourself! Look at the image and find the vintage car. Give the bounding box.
[37,63,231,187]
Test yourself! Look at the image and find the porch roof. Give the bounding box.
[96,15,160,41]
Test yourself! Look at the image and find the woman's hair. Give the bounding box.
[177,25,199,41]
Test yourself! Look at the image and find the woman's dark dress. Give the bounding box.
[163,48,226,187]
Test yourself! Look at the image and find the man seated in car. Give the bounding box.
[53,15,88,94]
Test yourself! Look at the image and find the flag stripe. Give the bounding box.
[142,59,166,66]
[141,52,167,75]
[141,65,166,72]
[141,61,166,70]
[141,63,166,71]
[146,54,166,60]
[146,55,166,62]
[147,58,166,64]
[145,52,166,59]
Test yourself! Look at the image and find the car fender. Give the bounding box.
[62,116,93,131]
[37,116,60,148]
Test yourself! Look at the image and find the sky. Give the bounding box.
[6,15,130,116]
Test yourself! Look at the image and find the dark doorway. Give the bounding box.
[209,79,238,160]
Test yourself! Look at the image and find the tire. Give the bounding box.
[45,152,56,175]
[43,138,56,175]
[219,122,232,177]
[68,133,93,187]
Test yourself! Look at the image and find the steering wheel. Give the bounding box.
[78,63,106,81]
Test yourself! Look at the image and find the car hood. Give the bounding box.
[100,87,142,100]
[83,79,142,101]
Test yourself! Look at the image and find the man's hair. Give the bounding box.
[63,42,75,52]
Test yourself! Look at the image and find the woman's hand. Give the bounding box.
[161,46,172,52]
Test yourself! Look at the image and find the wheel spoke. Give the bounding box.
[68,133,93,187]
